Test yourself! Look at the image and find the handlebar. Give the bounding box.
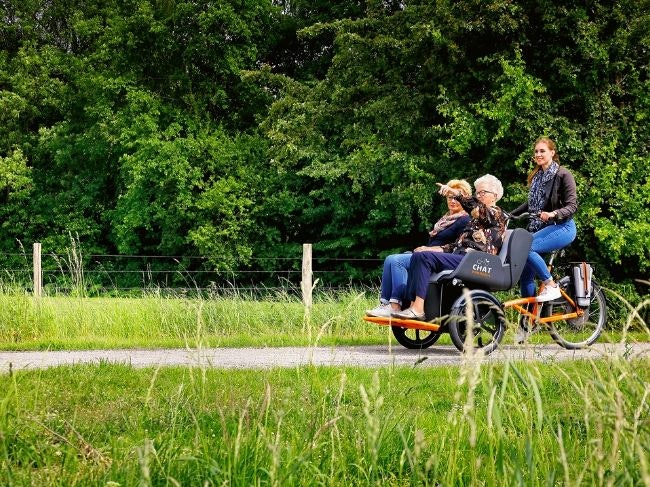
[503,210,535,222]
[503,210,544,230]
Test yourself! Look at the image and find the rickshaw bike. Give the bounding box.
[363,213,607,355]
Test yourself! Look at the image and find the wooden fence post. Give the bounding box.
[301,243,312,308]
[33,242,42,297]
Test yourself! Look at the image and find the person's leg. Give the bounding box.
[398,252,463,316]
[525,220,577,300]
[388,253,412,305]
[379,254,396,304]
[531,219,577,260]
[379,253,411,306]
[520,255,546,297]
[368,253,412,317]
[519,264,537,298]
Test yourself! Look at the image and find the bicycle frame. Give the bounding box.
[503,287,584,326]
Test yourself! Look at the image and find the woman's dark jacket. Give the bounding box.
[511,166,578,223]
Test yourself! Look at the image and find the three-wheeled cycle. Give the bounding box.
[363,214,607,355]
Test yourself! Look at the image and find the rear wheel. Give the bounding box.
[547,280,607,349]
[391,326,442,349]
[448,290,506,355]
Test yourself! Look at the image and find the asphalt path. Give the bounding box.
[1,342,649,372]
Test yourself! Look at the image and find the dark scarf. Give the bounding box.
[528,161,559,231]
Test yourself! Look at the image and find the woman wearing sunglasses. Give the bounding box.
[393,174,507,321]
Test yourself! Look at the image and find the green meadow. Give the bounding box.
[2,358,649,486]
[0,289,645,351]
[0,289,648,485]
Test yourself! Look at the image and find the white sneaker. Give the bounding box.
[366,304,393,318]
[536,284,561,302]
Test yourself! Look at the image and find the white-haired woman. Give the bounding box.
[393,174,507,320]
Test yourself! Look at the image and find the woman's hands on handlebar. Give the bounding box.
[538,210,557,222]
[504,210,554,227]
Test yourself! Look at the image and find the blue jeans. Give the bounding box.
[520,219,577,297]
[380,253,413,304]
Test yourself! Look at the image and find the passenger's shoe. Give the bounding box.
[536,284,561,302]
[391,308,426,321]
[365,303,393,318]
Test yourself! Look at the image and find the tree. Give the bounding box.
[260,0,650,283]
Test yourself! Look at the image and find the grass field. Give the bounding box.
[0,291,382,350]
[0,288,646,350]
[1,357,649,485]
[0,289,648,485]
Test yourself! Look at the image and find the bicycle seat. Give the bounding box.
[429,228,532,291]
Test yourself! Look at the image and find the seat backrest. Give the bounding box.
[498,229,514,265]
[505,228,533,285]
[442,228,532,291]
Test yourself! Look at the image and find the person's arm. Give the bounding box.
[550,169,578,221]
[414,245,444,252]
[436,182,476,213]
[440,242,455,253]
[472,200,503,227]
[510,201,528,217]
[454,194,480,214]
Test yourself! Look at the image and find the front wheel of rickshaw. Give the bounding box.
[391,326,442,349]
[448,289,506,355]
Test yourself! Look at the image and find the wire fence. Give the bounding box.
[0,247,384,299]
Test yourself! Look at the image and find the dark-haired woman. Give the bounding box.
[511,137,578,304]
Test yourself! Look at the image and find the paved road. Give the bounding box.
[1,342,649,372]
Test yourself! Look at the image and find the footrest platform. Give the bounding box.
[363,316,441,332]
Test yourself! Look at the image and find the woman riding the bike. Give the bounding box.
[510,136,578,303]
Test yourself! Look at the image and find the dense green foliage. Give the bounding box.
[0,0,648,289]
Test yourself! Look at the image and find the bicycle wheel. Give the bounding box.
[547,280,607,349]
[448,290,506,355]
[391,326,442,349]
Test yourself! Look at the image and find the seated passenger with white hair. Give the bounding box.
[393,174,507,321]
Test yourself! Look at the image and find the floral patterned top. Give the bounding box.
[441,194,507,255]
